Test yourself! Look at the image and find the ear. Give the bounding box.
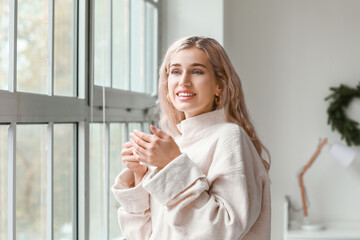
[215,84,223,96]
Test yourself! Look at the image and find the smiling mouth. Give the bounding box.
[177,92,196,97]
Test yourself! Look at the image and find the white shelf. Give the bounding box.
[284,197,360,240]
[287,221,360,239]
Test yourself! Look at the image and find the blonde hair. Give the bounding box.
[158,36,271,171]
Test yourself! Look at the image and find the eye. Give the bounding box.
[171,69,181,75]
[193,70,203,75]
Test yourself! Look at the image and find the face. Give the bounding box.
[167,47,222,119]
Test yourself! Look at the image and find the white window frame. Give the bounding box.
[0,0,160,239]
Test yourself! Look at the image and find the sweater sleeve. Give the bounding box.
[142,127,266,240]
[111,168,152,240]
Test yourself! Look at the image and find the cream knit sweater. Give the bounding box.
[112,109,271,240]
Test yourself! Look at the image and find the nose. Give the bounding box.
[179,72,191,87]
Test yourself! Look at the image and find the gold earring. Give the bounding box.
[215,95,221,106]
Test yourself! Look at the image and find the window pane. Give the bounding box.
[109,123,126,240]
[89,123,106,239]
[54,124,75,240]
[143,122,151,134]
[94,0,110,87]
[17,0,48,94]
[0,125,8,239]
[130,0,144,93]
[0,0,9,91]
[145,2,158,95]
[54,0,75,96]
[16,125,47,239]
[128,122,142,139]
[112,0,129,90]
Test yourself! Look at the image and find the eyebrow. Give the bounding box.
[170,63,207,68]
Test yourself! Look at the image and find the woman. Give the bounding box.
[112,36,271,240]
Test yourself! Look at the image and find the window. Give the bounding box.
[112,1,129,90]
[17,0,49,94]
[109,123,126,239]
[0,125,8,239]
[53,124,76,239]
[93,0,158,94]
[16,124,47,238]
[0,0,159,239]
[0,0,9,91]
[89,123,106,239]
[54,0,76,96]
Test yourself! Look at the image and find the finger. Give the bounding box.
[121,147,133,156]
[150,125,167,139]
[122,155,139,163]
[132,150,147,163]
[123,160,141,169]
[130,139,147,156]
[130,132,150,149]
[122,141,133,148]
[133,130,153,142]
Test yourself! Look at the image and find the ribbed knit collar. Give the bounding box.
[176,109,227,141]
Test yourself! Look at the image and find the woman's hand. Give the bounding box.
[129,125,181,169]
[121,141,148,186]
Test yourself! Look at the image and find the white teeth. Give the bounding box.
[178,93,196,97]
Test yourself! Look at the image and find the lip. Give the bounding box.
[176,89,197,101]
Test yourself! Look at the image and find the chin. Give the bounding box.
[173,102,193,110]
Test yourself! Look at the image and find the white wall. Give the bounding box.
[160,0,223,50]
[224,0,360,239]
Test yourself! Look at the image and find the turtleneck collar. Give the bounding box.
[176,109,227,141]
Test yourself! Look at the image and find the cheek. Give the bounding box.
[197,80,216,96]
[167,81,174,101]
[167,79,176,98]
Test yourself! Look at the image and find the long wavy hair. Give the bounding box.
[158,36,270,171]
